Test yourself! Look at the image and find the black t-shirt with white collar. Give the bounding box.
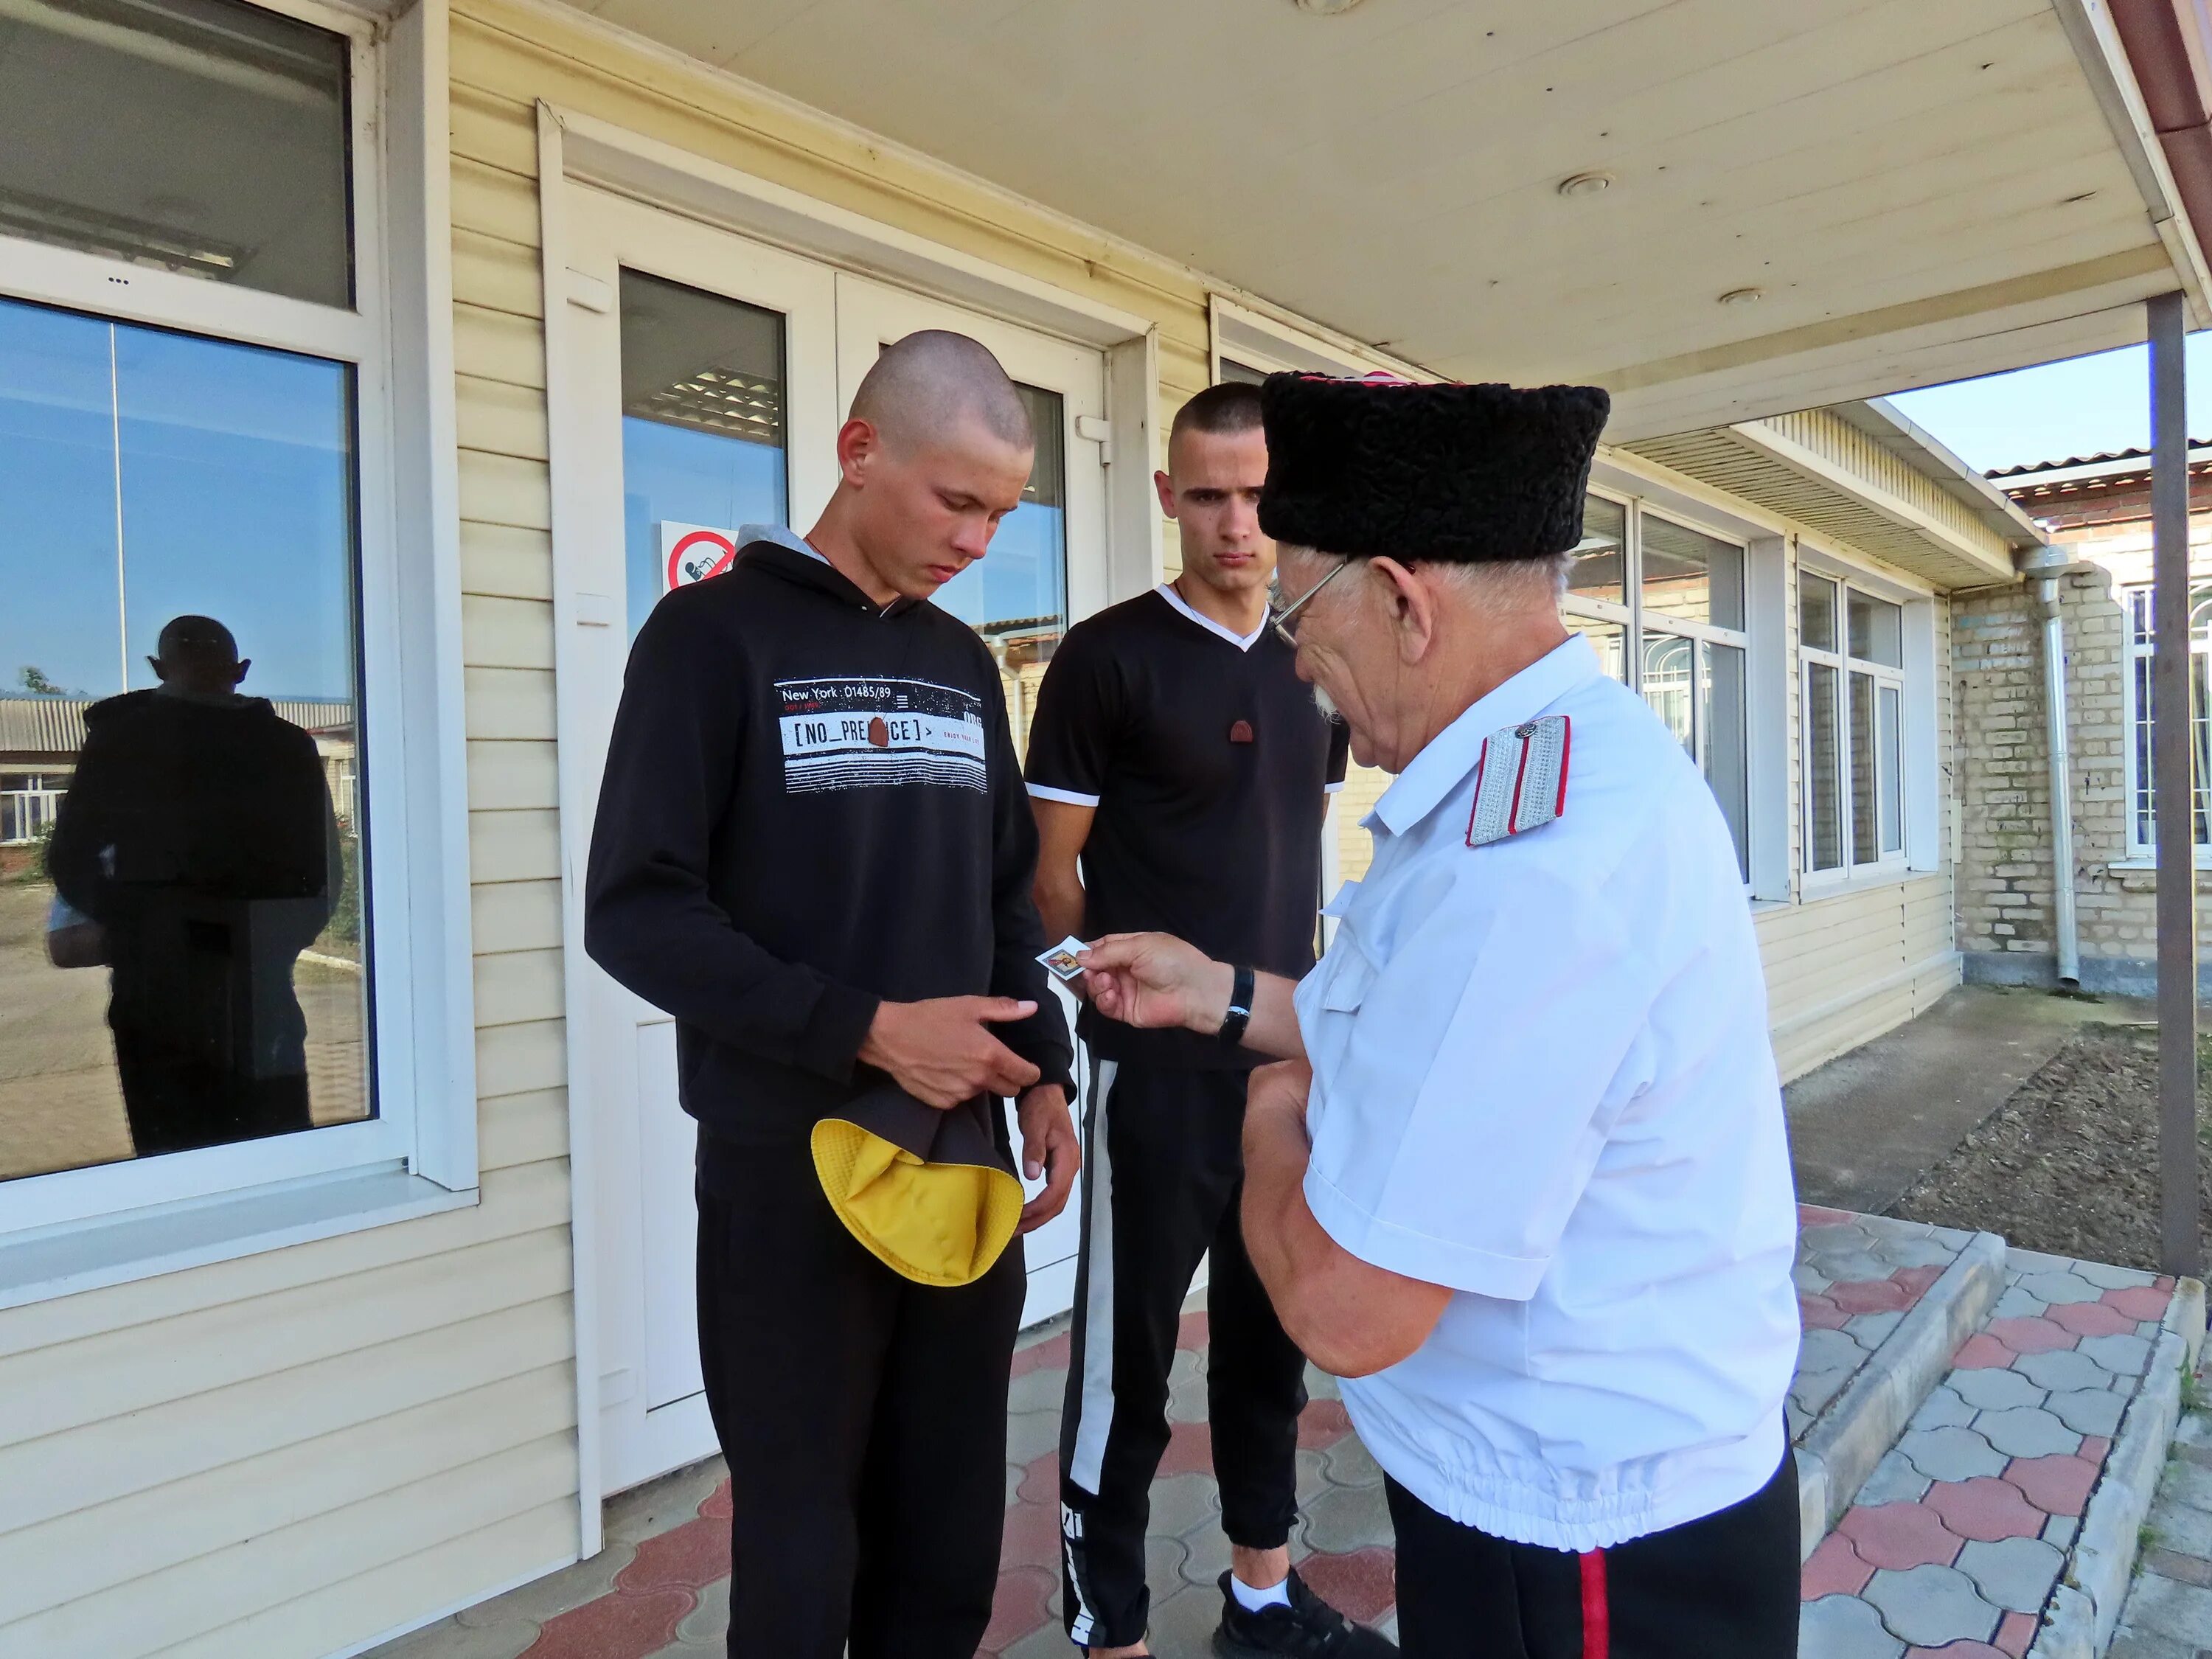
[1026,583,1349,1069]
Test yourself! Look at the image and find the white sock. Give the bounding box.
[1230,1573,1292,1613]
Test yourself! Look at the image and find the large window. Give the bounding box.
[2121,583,2212,856]
[1801,571,1907,878]
[1562,495,1751,877]
[0,0,394,1217]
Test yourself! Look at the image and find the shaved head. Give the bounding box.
[850,329,1033,454]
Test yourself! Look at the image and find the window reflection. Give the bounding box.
[933,382,1067,756]
[0,0,354,308]
[1569,494,1626,606]
[618,270,790,641]
[0,294,366,1180]
[1568,616,1627,684]
[1641,514,1743,628]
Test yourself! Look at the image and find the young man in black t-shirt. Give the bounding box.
[1027,383,1385,1659]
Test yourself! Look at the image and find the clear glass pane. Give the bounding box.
[0,0,352,308]
[1566,613,1627,683]
[934,383,1068,756]
[2131,587,2154,647]
[1568,494,1626,607]
[1801,573,1838,654]
[1641,514,1744,630]
[1878,683,1903,854]
[2135,650,2157,848]
[1808,661,1842,870]
[1706,641,1749,880]
[0,293,367,1181]
[1641,631,1695,757]
[1849,671,1878,865]
[618,271,789,641]
[2197,651,2212,849]
[1848,590,1904,667]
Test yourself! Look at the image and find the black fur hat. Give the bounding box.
[1258,374,1610,563]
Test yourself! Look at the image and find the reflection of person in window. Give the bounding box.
[49,616,340,1158]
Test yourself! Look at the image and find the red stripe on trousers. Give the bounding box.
[1579,1549,1609,1659]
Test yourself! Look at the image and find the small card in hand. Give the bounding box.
[1036,936,1089,984]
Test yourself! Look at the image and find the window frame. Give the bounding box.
[1560,492,1754,885]
[1798,568,1913,888]
[0,0,474,1245]
[2119,580,2212,862]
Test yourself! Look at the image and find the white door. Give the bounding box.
[556,189,1108,1498]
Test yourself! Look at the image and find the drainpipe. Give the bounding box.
[2019,544,2081,988]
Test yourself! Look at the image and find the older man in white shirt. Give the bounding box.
[1079,373,1802,1658]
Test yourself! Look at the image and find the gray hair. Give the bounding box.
[1430,552,1573,614]
[1280,546,1571,618]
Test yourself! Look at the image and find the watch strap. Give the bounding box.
[1219,964,1255,1047]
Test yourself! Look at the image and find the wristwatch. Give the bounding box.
[1218,964,1255,1048]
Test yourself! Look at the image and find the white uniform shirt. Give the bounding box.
[1297,633,1799,1553]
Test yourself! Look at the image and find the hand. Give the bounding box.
[1016,1083,1079,1234]
[1243,1060,1314,1160]
[858,997,1043,1109]
[1078,933,1231,1034]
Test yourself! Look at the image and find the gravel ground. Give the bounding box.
[1889,1021,2212,1270]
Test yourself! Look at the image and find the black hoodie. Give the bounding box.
[583,537,1074,1172]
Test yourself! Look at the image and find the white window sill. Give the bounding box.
[2108,855,2212,872]
[0,1166,476,1315]
[1798,866,1933,904]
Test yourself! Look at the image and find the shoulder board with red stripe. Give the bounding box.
[1465,714,1571,847]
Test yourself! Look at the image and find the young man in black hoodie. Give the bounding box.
[586,330,1079,1659]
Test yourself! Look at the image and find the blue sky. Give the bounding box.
[0,296,357,703]
[1888,335,2212,475]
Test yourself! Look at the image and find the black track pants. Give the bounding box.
[695,1138,1025,1659]
[1384,1450,1801,1659]
[1058,1059,1310,1649]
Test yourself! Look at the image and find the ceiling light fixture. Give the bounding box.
[1557,172,1613,198]
[1295,0,1371,13]
[1719,287,1763,305]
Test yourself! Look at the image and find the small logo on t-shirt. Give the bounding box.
[776,677,987,793]
[1228,719,1255,745]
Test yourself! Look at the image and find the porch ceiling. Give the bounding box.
[562,0,2207,442]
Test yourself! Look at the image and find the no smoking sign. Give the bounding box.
[658,521,740,591]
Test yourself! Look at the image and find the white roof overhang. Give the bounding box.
[555,0,2211,441]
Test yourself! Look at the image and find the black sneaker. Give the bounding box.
[1212,1568,1398,1659]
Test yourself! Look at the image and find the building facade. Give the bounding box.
[1954,447,2212,992]
[0,1,2203,1655]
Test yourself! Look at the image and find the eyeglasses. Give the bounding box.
[1266,557,1351,648]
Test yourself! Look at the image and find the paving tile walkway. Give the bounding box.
[1792,1205,1981,1440]
[367,1298,1395,1659]
[370,1214,2183,1659]
[1801,1251,2180,1657]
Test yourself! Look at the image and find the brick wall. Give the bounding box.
[1952,513,2212,989]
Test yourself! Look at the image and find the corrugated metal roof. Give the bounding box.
[1988,442,2212,479]
[0,698,352,757]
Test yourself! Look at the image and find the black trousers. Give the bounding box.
[1385,1450,1801,1659]
[695,1138,1026,1659]
[1059,1059,1309,1649]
